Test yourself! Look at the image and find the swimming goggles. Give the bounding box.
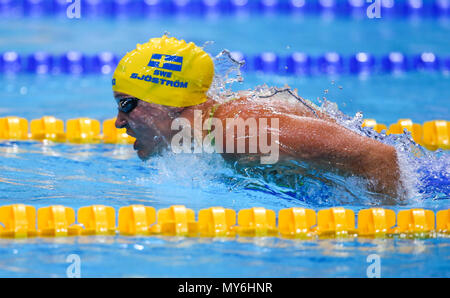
[117,97,138,114]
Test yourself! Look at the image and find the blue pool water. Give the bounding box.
[1,10,450,277]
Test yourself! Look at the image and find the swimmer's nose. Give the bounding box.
[115,111,127,129]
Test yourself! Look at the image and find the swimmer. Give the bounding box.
[112,35,404,200]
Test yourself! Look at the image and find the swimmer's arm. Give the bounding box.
[212,101,402,198]
[277,115,402,198]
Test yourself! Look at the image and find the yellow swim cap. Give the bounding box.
[112,35,214,107]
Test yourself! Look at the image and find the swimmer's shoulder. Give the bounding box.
[211,94,257,119]
[210,89,333,122]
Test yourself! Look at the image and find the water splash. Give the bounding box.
[207,50,244,103]
[316,94,450,204]
[144,51,449,207]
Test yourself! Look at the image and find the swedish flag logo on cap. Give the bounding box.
[148,54,183,71]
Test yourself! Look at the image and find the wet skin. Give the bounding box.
[115,92,185,160]
[114,91,403,199]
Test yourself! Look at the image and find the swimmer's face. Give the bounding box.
[114,91,182,160]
